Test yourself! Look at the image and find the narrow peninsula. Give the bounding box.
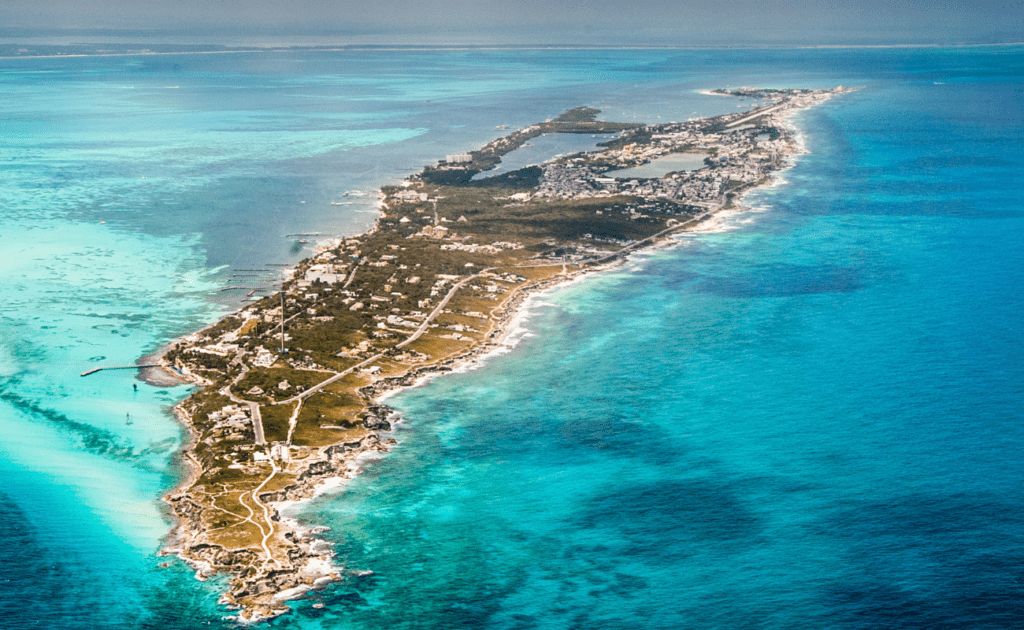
[154,86,848,622]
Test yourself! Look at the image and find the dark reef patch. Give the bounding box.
[0,387,154,466]
[574,478,762,562]
[823,492,1024,628]
[696,263,863,298]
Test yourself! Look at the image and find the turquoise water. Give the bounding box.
[1,46,1022,628]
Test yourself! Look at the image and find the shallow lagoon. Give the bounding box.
[605,151,710,179]
[471,132,617,180]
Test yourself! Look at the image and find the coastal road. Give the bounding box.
[515,203,723,272]
[580,206,719,267]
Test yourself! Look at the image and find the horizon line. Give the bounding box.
[2,40,1022,61]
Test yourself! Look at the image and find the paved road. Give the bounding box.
[725,102,786,129]
[221,364,267,444]
[250,403,265,444]
[589,205,719,265]
[396,270,490,349]
[275,268,492,405]
[274,353,384,405]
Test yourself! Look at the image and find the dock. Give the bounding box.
[80,364,160,377]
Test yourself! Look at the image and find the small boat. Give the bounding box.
[126,413,132,426]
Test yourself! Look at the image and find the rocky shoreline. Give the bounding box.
[158,265,595,619]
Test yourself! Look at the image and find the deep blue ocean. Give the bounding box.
[1,46,1022,629]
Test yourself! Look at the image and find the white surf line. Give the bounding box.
[586,206,718,265]
[267,101,786,412]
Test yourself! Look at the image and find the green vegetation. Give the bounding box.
[232,367,329,401]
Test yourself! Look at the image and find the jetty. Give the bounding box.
[81,364,160,377]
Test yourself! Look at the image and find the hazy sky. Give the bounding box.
[2,0,1021,45]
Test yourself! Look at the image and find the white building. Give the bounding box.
[253,347,276,367]
[304,263,342,284]
[270,443,291,463]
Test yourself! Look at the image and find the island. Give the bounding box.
[152,86,848,622]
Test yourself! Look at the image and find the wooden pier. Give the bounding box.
[80,364,160,377]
